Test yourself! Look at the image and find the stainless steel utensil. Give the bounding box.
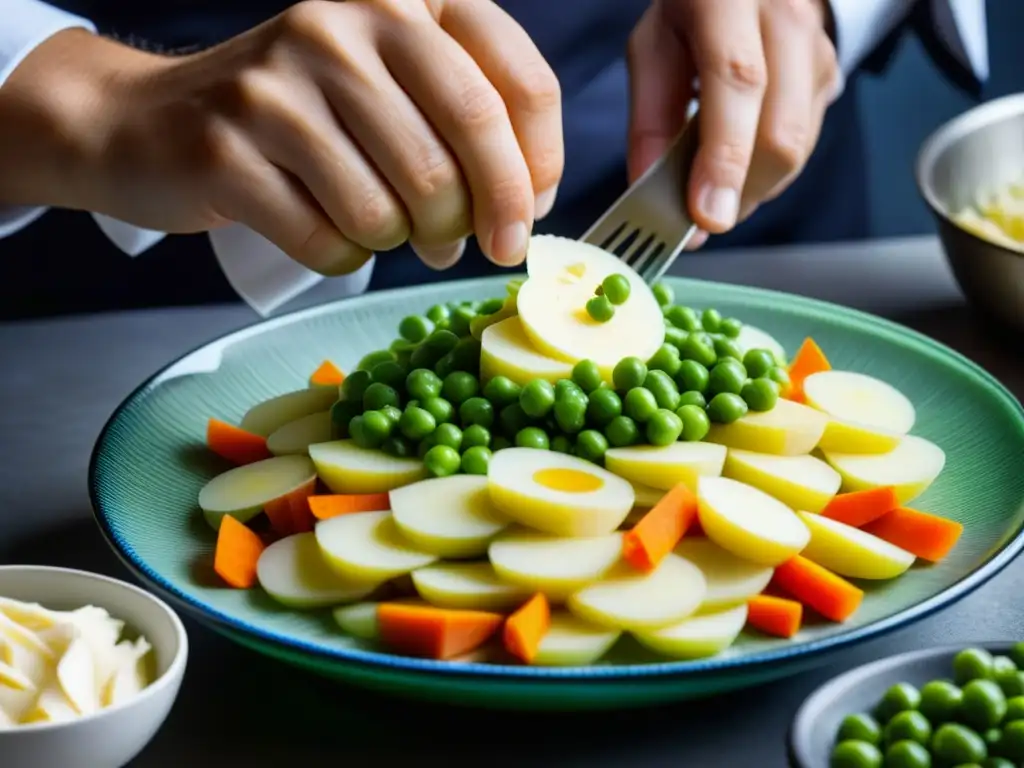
[580,116,701,285]
[916,92,1024,333]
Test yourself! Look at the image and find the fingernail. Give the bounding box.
[535,186,558,220]
[491,222,529,265]
[697,186,739,229]
[412,239,466,270]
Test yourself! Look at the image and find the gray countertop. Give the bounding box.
[1,236,1021,767]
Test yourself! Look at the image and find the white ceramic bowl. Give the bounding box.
[0,566,188,768]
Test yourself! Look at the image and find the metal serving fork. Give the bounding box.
[579,116,701,285]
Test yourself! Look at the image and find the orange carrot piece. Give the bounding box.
[747,595,803,638]
[787,337,831,402]
[308,493,391,520]
[622,483,699,572]
[263,477,318,536]
[377,603,504,660]
[820,486,899,528]
[772,555,863,622]
[206,418,271,465]
[503,593,551,664]
[862,507,964,562]
[213,516,265,589]
[309,360,345,387]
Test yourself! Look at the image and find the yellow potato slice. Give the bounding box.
[822,434,946,504]
[706,398,828,456]
[674,538,773,610]
[257,532,380,608]
[315,510,437,582]
[240,387,338,437]
[532,612,622,667]
[798,511,915,579]
[803,371,914,454]
[479,316,573,386]
[411,562,530,610]
[309,439,427,494]
[633,604,748,660]
[723,449,841,513]
[604,443,727,491]
[266,411,333,456]
[198,454,316,531]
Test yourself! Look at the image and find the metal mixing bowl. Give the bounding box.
[916,92,1024,332]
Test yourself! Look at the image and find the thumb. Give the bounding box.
[626,3,695,183]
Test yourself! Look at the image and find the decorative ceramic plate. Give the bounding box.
[89,276,1024,711]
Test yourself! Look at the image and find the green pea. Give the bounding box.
[838,714,883,746]
[829,740,883,768]
[956,649,996,686]
[644,369,681,410]
[516,427,549,450]
[586,295,615,323]
[360,382,397,412]
[450,337,482,374]
[875,683,922,724]
[500,403,532,437]
[555,378,584,401]
[665,305,701,331]
[406,368,443,401]
[390,337,417,354]
[984,727,1004,755]
[1000,720,1024,761]
[678,390,707,409]
[983,757,1015,768]
[646,409,683,446]
[701,308,723,333]
[459,397,495,429]
[553,396,587,434]
[1004,696,1024,722]
[416,433,436,458]
[720,317,743,339]
[520,379,556,418]
[648,344,682,377]
[992,658,1024,697]
[652,282,674,308]
[340,369,373,403]
[884,711,932,747]
[398,315,434,343]
[962,680,1007,731]
[676,359,710,394]
[399,406,437,441]
[712,335,743,362]
[768,365,792,393]
[1011,643,1024,670]
[677,404,711,442]
[492,435,512,452]
[883,740,932,768]
[424,329,461,356]
[357,411,392,448]
[379,405,403,426]
[447,306,477,337]
[420,396,454,425]
[707,392,748,425]
[441,371,479,405]
[601,274,631,305]
[381,435,414,458]
[477,297,505,315]
[742,378,781,412]
[434,351,456,380]
[665,326,689,348]
[431,422,463,451]
[920,680,964,724]
[587,388,623,428]
[576,429,609,465]
[460,424,490,451]
[613,357,648,391]
[330,399,362,439]
[707,359,747,397]
[932,723,988,765]
[483,375,521,408]
[624,387,659,423]
[458,446,491,475]
[572,360,604,394]
[743,348,776,379]
[357,349,395,372]
[426,304,451,326]
[605,415,639,447]
[424,444,461,477]
[680,333,718,368]
[371,360,408,390]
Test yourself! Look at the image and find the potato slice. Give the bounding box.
[797,511,915,579]
[674,538,773,610]
[391,475,509,558]
[803,371,914,454]
[411,562,530,610]
[480,316,573,386]
[266,411,333,456]
[198,454,317,531]
[257,532,380,608]
[723,449,841,513]
[633,604,748,660]
[240,387,338,437]
[735,325,787,366]
[315,510,437,582]
[706,398,828,456]
[697,476,810,566]
[487,448,634,536]
[822,435,946,504]
[630,481,666,509]
[566,554,706,631]
[488,528,623,601]
[309,439,428,494]
[604,443,727,491]
[532,612,622,667]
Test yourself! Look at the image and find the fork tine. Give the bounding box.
[621,232,655,265]
[629,239,663,273]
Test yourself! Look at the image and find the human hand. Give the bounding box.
[627,0,839,248]
[1,0,563,275]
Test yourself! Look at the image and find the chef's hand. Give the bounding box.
[0,0,563,274]
[627,0,839,248]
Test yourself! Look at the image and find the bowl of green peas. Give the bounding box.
[790,643,1024,768]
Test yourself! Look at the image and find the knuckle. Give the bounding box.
[451,83,507,130]
[407,148,461,200]
[528,144,564,194]
[349,190,406,248]
[508,62,561,114]
[486,176,532,221]
[772,0,820,27]
[706,49,768,92]
[817,36,839,81]
[761,120,811,173]
[279,1,333,41]
[705,140,753,183]
[195,118,242,178]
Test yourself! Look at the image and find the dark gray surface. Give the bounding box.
[1,236,1022,767]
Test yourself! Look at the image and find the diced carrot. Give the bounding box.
[772,555,863,622]
[376,603,504,660]
[746,595,803,638]
[787,337,831,402]
[263,477,318,536]
[308,493,391,520]
[820,486,899,528]
[309,360,345,388]
[622,483,699,572]
[862,507,964,562]
[213,516,265,589]
[206,418,271,465]
[503,593,551,664]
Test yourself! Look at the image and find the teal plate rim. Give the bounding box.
[89,276,1024,682]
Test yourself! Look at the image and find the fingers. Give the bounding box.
[437,0,564,215]
[674,0,766,234]
[626,5,696,183]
